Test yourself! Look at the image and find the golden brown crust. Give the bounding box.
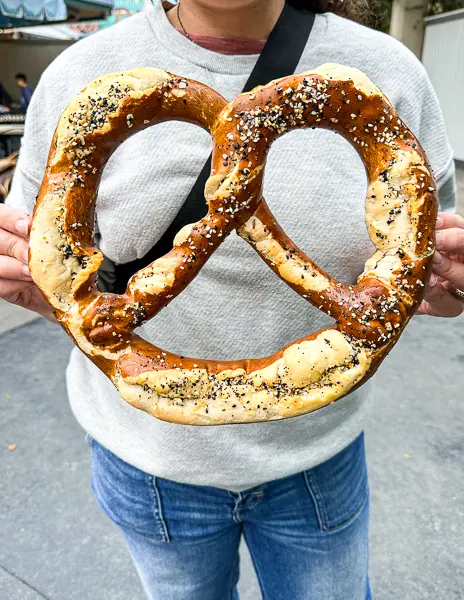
[29,64,437,425]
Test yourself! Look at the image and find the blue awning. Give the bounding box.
[0,0,113,27]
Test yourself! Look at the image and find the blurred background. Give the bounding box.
[1,1,463,599]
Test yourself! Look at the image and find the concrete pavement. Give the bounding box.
[0,302,38,336]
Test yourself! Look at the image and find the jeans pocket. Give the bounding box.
[90,440,170,542]
[303,433,369,532]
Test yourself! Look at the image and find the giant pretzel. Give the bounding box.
[29,65,437,425]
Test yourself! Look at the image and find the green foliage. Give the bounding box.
[369,0,393,31]
[428,0,464,14]
[369,0,464,31]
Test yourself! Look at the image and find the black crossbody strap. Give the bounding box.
[107,2,315,294]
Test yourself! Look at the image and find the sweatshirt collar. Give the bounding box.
[144,0,326,75]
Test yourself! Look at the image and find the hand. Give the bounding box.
[419,212,464,317]
[0,204,56,321]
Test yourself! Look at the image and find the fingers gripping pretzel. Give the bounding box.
[29,64,437,425]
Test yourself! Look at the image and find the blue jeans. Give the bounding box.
[90,433,371,600]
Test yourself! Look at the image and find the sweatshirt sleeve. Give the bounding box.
[395,57,456,212]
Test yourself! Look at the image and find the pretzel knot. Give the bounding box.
[29,64,437,425]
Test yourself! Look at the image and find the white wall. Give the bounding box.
[422,10,464,161]
[0,40,73,102]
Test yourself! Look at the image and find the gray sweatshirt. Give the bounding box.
[7,0,455,490]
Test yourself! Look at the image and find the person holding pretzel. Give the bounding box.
[1,1,463,598]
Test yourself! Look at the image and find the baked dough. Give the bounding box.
[29,65,437,425]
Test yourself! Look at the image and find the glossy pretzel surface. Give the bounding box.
[29,65,437,424]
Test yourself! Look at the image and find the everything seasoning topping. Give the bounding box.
[66,82,132,141]
[29,67,435,424]
[129,344,365,413]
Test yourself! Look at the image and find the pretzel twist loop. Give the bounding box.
[29,64,437,425]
